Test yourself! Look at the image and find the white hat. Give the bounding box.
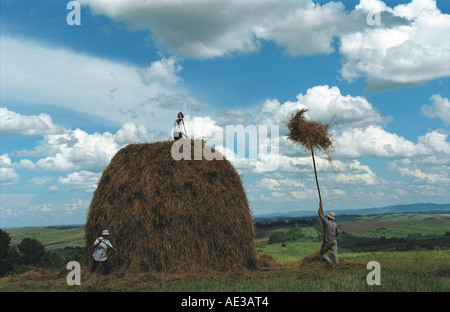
[327,212,335,220]
[102,230,110,236]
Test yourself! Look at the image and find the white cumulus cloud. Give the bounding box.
[0,107,63,136]
[1,36,193,130]
[340,0,450,90]
[79,0,450,90]
[58,171,102,192]
[421,95,450,126]
[0,154,20,185]
[80,0,351,59]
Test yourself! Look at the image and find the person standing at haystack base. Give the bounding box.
[318,203,340,264]
[90,230,117,275]
[173,111,188,141]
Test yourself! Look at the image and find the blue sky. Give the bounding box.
[1,0,449,227]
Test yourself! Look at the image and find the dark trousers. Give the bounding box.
[320,239,339,264]
[174,132,183,141]
[90,259,110,274]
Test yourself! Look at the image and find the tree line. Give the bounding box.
[0,229,84,277]
[267,219,324,245]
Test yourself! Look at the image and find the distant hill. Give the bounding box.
[253,203,450,221]
[5,225,85,249]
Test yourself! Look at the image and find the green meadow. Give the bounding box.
[5,225,85,250]
[1,212,449,292]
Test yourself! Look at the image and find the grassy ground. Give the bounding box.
[258,240,321,263]
[339,219,449,234]
[349,220,450,238]
[0,249,448,292]
[1,215,449,292]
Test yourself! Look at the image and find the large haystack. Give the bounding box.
[85,140,256,273]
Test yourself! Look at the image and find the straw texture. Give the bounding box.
[85,140,256,273]
[286,108,332,152]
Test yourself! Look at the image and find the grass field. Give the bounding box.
[5,225,85,250]
[0,249,448,292]
[339,219,450,237]
[1,212,449,292]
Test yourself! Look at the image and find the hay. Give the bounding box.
[85,139,256,273]
[285,108,332,152]
[256,253,281,268]
[285,108,334,203]
[299,251,364,272]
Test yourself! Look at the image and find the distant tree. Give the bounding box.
[0,230,24,277]
[1,232,82,276]
[0,230,14,276]
[17,237,47,267]
[291,223,305,240]
[269,232,285,244]
[0,229,10,259]
[268,223,306,244]
[58,246,85,264]
[311,218,323,242]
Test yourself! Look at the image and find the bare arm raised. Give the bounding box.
[318,202,324,219]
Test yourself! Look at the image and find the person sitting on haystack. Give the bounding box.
[173,111,188,141]
[90,230,117,275]
[318,203,340,265]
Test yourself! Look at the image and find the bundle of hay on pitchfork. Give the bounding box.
[285,108,333,205]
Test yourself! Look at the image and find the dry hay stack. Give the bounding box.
[85,140,256,273]
[286,108,332,152]
[256,253,281,268]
